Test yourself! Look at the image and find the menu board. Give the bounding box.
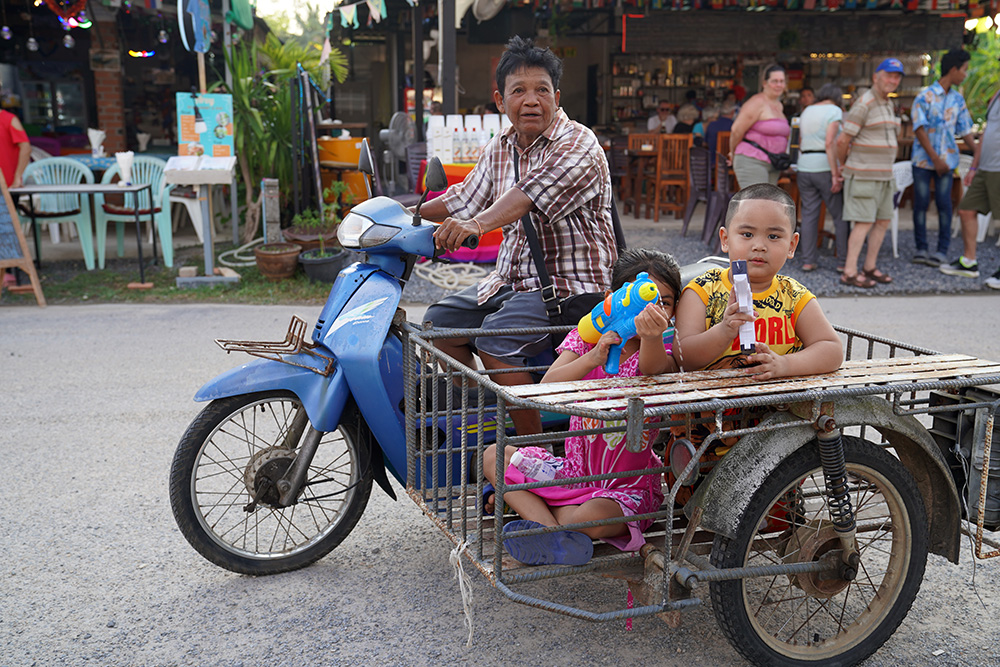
[176,92,234,158]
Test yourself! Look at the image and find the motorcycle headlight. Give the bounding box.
[337,212,370,249]
[337,212,401,249]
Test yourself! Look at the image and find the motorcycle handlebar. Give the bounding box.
[431,233,479,259]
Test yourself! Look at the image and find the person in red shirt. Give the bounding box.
[0,90,30,188]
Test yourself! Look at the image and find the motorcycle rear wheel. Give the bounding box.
[169,391,373,575]
[709,436,928,666]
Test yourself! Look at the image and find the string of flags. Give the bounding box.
[331,0,417,29]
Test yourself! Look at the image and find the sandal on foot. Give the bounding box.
[836,265,845,274]
[481,483,511,516]
[840,273,876,289]
[801,263,818,272]
[863,268,893,284]
[503,520,593,566]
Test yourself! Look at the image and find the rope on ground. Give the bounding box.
[217,237,265,268]
[449,539,474,647]
[413,262,488,290]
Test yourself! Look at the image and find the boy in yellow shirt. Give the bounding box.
[675,183,843,377]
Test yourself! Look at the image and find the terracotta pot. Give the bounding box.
[254,243,303,280]
[282,227,340,252]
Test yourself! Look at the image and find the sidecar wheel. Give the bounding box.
[169,391,373,575]
[709,436,928,666]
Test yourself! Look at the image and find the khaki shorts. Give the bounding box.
[843,176,895,224]
[958,169,1000,218]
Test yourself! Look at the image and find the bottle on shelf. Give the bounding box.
[452,127,462,163]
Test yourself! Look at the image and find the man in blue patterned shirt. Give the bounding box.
[910,48,979,267]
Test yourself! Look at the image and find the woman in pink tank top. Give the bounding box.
[729,64,790,187]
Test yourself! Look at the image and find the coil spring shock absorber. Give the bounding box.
[816,416,860,575]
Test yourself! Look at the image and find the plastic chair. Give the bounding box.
[405,142,427,194]
[169,185,221,244]
[95,156,174,268]
[653,133,693,222]
[20,157,97,267]
[609,137,630,208]
[890,161,914,258]
[682,145,711,236]
[704,151,735,253]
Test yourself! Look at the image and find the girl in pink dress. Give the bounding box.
[485,249,682,566]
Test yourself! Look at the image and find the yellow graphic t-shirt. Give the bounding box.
[684,268,815,370]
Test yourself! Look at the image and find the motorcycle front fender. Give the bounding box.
[194,354,350,434]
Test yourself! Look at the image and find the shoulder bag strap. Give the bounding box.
[742,138,776,158]
[513,153,562,318]
[511,146,627,319]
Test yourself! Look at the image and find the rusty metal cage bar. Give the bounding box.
[399,320,1000,620]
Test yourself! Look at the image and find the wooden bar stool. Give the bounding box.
[627,133,658,219]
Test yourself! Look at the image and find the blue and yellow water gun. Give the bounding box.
[577,272,660,375]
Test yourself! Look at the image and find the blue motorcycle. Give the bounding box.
[168,145,489,575]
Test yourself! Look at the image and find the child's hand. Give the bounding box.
[747,342,789,380]
[635,303,670,340]
[720,288,756,339]
[585,331,621,368]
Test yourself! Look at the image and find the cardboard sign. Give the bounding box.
[0,173,46,307]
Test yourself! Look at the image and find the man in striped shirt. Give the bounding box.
[421,36,617,435]
[835,58,903,289]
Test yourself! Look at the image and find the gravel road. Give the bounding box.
[1,299,999,667]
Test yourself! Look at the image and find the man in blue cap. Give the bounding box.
[911,48,979,267]
[835,57,903,288]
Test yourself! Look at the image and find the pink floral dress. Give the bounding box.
[504,329,670,552]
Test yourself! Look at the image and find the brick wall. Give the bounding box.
[90,21,126,153]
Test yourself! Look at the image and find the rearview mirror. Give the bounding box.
[358,138,375,176]
[424,157,448,193]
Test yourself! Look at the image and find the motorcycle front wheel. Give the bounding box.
[169,391,373,575]
[709,436,928,666]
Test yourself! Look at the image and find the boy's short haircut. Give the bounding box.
[724,183,796,232]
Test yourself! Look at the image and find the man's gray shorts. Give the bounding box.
[422,285,556,366]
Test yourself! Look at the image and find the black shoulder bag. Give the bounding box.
[742,138,792,171]
[513,154,626,326]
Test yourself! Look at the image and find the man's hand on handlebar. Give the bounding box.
[433,217,478,252]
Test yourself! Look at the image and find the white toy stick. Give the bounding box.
[731,260,757,355]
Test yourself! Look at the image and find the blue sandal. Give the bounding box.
[502,519,594,566]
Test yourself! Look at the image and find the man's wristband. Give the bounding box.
[472,218,484,236]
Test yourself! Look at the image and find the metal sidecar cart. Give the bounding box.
[403,321,1000,667]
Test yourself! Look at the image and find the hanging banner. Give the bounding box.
[176,93,234,157]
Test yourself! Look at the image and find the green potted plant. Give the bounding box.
[218,35,348,244]
[293,181,353,283]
